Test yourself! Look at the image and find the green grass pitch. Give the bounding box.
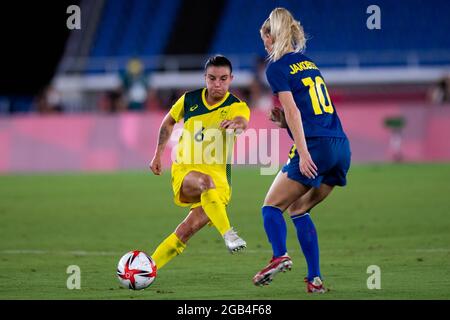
[1,164,449,299]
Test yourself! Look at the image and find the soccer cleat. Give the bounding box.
[252,255,293,286]
[223,227,247,253]
[304,276,328,293]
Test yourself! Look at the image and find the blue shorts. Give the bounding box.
[281,137,351,188]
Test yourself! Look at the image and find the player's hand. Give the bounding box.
[220,120,239,130]
[149,155,162,175]
[220,120,244,135]
[269,107,287,128]
[299,150,318,179]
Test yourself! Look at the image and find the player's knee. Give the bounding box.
[263,196,288,212]
[198,174,215,191]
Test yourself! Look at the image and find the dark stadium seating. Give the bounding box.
[83,0,450,72]
[210,0,450,67]
[91,0,181,57]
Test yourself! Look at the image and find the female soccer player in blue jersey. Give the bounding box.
[252,8,351,293]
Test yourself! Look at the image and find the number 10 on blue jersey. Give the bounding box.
[302,76,334,115]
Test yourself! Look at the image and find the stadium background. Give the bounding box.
[0,0,449,300]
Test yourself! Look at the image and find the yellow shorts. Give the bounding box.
[171,163,231,209]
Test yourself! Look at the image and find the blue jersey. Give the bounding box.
[266,52,346,139]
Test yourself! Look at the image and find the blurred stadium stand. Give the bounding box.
[1,0,449,112]
[212,0,450,66]
[45,0,450,113]
[59,0,450,73]
[1,0,450,171]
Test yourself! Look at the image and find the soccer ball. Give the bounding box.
[117,250,157,290]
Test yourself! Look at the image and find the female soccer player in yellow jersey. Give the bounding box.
[148,55,250,270]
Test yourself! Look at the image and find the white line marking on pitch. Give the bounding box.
[0,249,122,256]
[0,249,270,256]
[414,248,450,253]
[1,248,449,256]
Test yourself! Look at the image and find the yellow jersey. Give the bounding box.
[169,88,250,207]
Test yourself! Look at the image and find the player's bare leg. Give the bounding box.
[175,207,210,243]
[263,171,311,211]
[287,184,334,216]
[181,171,246,253]
[180,171,216,203]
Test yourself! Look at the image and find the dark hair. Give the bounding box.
[204,55,233,74]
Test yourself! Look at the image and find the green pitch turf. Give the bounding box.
[0,164,449,300]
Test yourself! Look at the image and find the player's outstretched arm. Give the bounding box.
[150,113,176,175]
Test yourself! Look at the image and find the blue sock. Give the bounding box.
[291,212,321,281]
[262,206,287,257]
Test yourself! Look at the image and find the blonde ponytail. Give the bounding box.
[260,8,306,62]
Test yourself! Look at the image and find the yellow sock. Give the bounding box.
[151,233,186,270]
[201,188,231,236]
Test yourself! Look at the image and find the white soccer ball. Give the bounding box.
[117,250,157,290]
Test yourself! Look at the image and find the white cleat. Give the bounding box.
[223,227,247,253]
